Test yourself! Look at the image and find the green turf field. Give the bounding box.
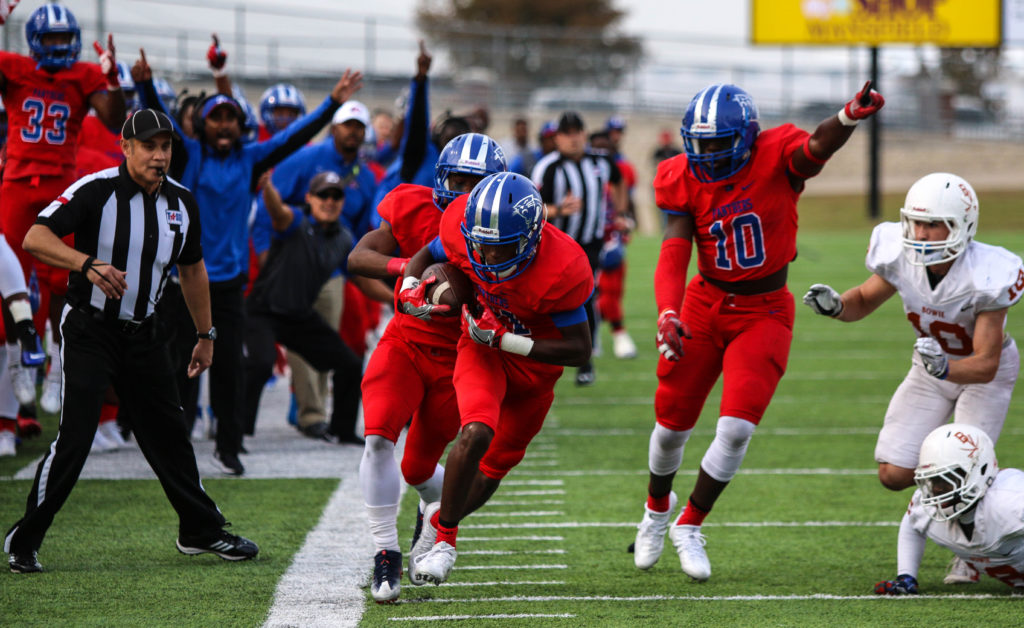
[3,192,1024,626]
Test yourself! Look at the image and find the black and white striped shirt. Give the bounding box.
[36,164,202,322]
[531,150,621,247]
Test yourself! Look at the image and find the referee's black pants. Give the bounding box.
[4,306,226,555]
[242,307,363,439]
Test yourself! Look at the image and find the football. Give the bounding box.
[421,262,476,317]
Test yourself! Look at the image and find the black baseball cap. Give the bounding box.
[121,109,178,141]
[557,111,584,133]
[308,171,346,196]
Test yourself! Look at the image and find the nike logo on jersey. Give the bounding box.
[741,182,753,191]
[960,304,973,312]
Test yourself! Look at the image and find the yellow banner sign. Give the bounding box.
[752,0,1001,46]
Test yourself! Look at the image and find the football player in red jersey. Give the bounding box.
[347,132,506,603]
[631,82,883,581]
[0,4,125,413]
[398,172,593,586]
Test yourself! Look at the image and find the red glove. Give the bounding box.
[207,34,227,74]
[462,303,506,348]
[92,35,118,88]
[398,275,449,320]
[0,0,22,26]
[656,309,691,362]
[840,80,884,126]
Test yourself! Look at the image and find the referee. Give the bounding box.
[531,111,626,386]
[5,109,258,574]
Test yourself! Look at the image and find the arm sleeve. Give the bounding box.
[654,237,693,314]
[895,511,927,579]
[399,77,429,183]
[251,95,340,185]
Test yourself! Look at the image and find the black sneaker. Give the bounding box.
[213,450,245,476]
[9,550,42,573]
[575,362,596,387]
[176,529,259,561]
[370,549,402,603]
[300,422,331,441]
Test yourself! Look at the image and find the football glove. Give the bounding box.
[462,303,505,348]
[398,275,449,320]
[656,309,691,362]
[207,34,228,75]
[92,35,118,88]
[915,337,949,379]
[803,284,844,318]
[16,321,45,367]
[840,80,885,126]
[874,574,918,595]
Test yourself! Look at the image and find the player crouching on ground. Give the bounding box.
[875,423,1024,594]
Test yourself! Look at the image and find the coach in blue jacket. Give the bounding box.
[134,51,364,475]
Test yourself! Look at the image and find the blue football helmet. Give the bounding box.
[231,86,259,144]
[259,83,306,135]
[153,77,177,114]
[434,132,507,210]
[25,4,81,71]
[117,62,139,113]
[461,172,545,283]
[681,84,760,182]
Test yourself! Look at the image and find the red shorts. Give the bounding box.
[340,281,381,355]
[453,337,563,480]
[0,174,76,296]
[654,276,795,431]
[361,325,461,485]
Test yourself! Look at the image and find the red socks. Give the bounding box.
[646,493,672,513]
[676,498,710,527]
[431,508,459,547]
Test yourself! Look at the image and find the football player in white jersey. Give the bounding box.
[875,423,1024,594]
[803,172,1024,583]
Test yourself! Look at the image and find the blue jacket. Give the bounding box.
[251,137,378,255]
[138,79,341,282]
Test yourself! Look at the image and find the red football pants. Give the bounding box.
[453,337,562,480]
[654,276,795,431]
[361,326,461,485]
[597,262,625,324]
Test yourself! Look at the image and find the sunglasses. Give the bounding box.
[315,190,344,201]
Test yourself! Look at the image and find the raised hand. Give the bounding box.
[416,39,431,79]
[331,68,364,104]
[656,309,691,362]
[131,48,152,83]
[93,34,118,87]
[207,33,227,74]
[840,80,884,125]
[802,284,844,317]
[915,337,949,379]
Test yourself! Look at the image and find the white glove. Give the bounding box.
[915,337,949,379]
[803,284,844,317]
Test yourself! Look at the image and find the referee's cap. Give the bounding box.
[557,111,584,133]
[122,109,179,141]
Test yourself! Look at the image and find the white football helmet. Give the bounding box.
[900,172,978,267]
[914,424,997,522]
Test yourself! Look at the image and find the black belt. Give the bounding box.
[74,304,153,335]
[700,264,788,296]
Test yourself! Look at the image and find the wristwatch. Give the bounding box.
[197,326,218,341]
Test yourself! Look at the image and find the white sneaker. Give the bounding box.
[0,431,16,456]
[9,362,37,406]
[943,556,980,584]
[669,523,711,581]
[612,330,638,359]
[408,501,440,585]
[90,428,116,453]
[411,541,457,585]
[634,491,678,569]
[98,421,128,450]
[39,368,61,414]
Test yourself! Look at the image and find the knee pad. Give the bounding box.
[700,416,756,482]
[648,422,692,476]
